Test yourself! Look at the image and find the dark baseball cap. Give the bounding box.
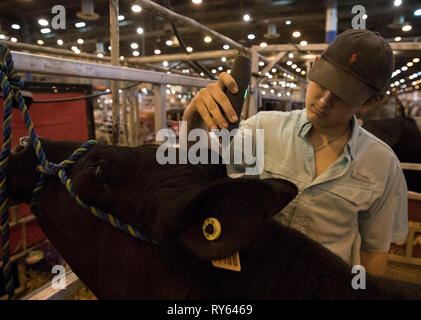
[308,29,395,108]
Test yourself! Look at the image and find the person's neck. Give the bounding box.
[310,120,352,142]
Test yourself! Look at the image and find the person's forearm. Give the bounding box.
[360,250,389,276]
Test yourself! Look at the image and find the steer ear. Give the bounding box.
[178,178,298,261]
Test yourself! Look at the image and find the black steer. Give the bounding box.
[6,138,421,299]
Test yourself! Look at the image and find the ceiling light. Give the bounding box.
[402,25,412,32]
[218,66,223,71]
[212,69,217,74]
[0,34,6,40]
[287,61,293,66]
[132,50,139,56]
[248,34,255,40]
[221,57,227,62]
[163,61,169,67]
[131,4,142,13]
[227,69,231,74]
[192,0,202,4]
[166,40,173,46]
[118,15,125,21]
[260,42,267,48]
[77,38,84,44]
[415,9,421,16]
[186,46,193,53]
[97,53,104,58]
[10,37,17,43]
[258,61,264,67]
[407,62,414,67]
[271,68,277,73]
[38,19,49,26]
[137,27,144,35]
[243,14,251,22]
[223,44,230,50]
[154,49,161,55]
[394,36,402,41]
[413,58,420,63]
[301,71,306,75]
[41,28,51,34]
[120,56,124,60]
[292,64,297,69]
[11,24,21,30]
[300,40,308,46]
[37,40,44,45]
[57,39,63,45]
[362,14,368,20]
[296,68,301,72]
[292,31,301,38]
[131,43,139,49]
[108,45,111,51]
[71,46,78,51]
[288,53,294,59]
[285,20,291,25]
[401,66,408,71]
[394,0,402,6]
[75,22,86,28]
[204,36,212,43]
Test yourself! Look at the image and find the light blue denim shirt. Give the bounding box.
[227,109,408,266]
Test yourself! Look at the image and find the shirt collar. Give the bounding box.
[297,109,360,161]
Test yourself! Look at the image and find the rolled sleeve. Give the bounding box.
[358,161,408,252]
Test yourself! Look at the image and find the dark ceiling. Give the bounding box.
[0,0,420,93]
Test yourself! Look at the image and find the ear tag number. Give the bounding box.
[212,252,241,272]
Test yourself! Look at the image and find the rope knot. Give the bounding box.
[0,45,23,90]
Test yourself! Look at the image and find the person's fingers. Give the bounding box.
[208,84,238,123]
[193,95,217,130]
[218,72,238,94]
[199,87,229,129]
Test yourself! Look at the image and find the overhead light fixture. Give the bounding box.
[363,14,368,20]
[118,15,125,21]
[394,0,402,6]
[40,28,51,34]
[259,61,264,67]
[120,56,124,60]
[0,34,6,40]
[292,31,301,38]
[192,0,202,4]
[154,49,161,55]
[296,68,301,72]
[133,51,139,56]
[131,43,139,49]
[186,46,193,53]
[413,58,420,63]
[401,66,408,71]
[271,68,277,73]
[248,34,255,40]
[137,27,144,35]
[166,40,173,46]
[288,53,294,58]
[75,22,86,28]
[218,66,223,71]
[300,40,308,46]
[243,14,251,22]
[415,9,421,16]
[287,61,293,66]
[407,62,414,67]
[221,57,227,62]
[260,42,267,48]
[57,39,64,45]
[204,36,212,43]
[11,24,21,30]
[285,20,291,25]
[394,36,402,41]
[77,0,99,21]
[38,19,49,26]
[37,40,44,45]
[77,38,84,44]
[108,45,111,51]
[301,70,306,75]
[163,61,169,67]
[291,64,297,69]
[97,53,104,58]
[402,25,412,32]
[132,4,142,13]
[223,44,230,50]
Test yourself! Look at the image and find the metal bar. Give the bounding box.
[110,0,120,145]
[21,270,84,300]
[138,0,248,53]
[400,163,421,171]
[154,84,167,138]
[248,47,259,117]
[12,51,213,87]
[0,40,111,62]
[258,51,287,83]
[128,49,239,64]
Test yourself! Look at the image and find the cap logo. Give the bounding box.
[349,53,358,64]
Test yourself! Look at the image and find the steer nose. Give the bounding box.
[12,136,32,154]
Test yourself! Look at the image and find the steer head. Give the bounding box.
[7,138,298,263]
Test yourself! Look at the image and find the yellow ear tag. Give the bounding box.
[212,252,241,272]
[202,217,222,241]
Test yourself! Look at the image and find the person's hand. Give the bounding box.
[184,72,239,130]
